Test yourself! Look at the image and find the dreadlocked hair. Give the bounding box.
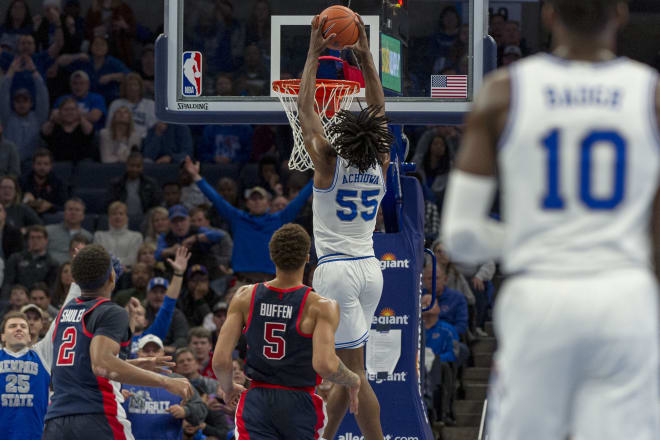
[328,105,393,173]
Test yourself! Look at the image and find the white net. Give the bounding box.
[272,79,361,171]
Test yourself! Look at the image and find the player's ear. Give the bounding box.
[541,2,556,32]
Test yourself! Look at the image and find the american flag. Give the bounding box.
[430,75,468,98]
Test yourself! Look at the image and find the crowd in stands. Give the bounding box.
[0,1,536,438]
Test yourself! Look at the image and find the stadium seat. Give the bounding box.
[52,162,74,186]
[239,163,260,190]
[200,163,239,186]
[73,188,107,215]
[73,162,125,189]
[144,163,180,186]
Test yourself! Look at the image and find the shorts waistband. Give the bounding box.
[250,380,315,394]
[317,254,375,266]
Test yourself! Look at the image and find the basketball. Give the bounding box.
[320,5,358,50]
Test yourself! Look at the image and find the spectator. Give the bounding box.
[162,181,182,209]
[65,35,128,104]
[107,151,162,217]
[213,72,233,96]
[113,261,151,307]
[144,206,169,246]
[145,275,190,353]
[66,231,90,261]
[143,122,194,164]
[0,0,33,55]
[270,195,288,213]
[502,45,522,66]
[0,122,20,178]
[51,261,72,307]
[186,157,313,280]
[41,96,95,162]
[84,0,136,66]
[2,225,58,297]
[0,62,49,165]
[28,281,57,319]
[245,0,271,58]
[0,202,23,260]
[94,201,143,267]
[35,0,84,55]
[454,259,496,337]
[182,420,207,440]
[257,154,283,197]
[9,30,63,90]
[189,1,237,75]
[412,128,453,205]
[53,70,106,130]
[432,240,476,311]
[1,284,28,317]
[155,205,225,273]
[179,265,221,328]
[107,72,156,139]
[210,176,240,231]
[489,12,506,46]
[202,300,227,343]
[179,165,210,211]
[188,327,215,378]
[189,205,233,269]
[0,174,42,231]
[126,247,190,356]
[20,302,48,342]
[431,6,460,74]
[122,334,208,440]
[99,105,141,163]
[20,148,68,215]
[408,172,441,244]
[233,43,269,96]
[199,122,253,164]
[174,347,230,440]
[136,44,155,98]
[45,197,93,265]
[422,261,468,337]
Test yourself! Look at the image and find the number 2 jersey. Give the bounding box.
[46,296,132,423]
[312,157,386,261]
[498,54,660,276]
[243,283,320,388]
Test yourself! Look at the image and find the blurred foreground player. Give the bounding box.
[212,224,360,439]
[443,1,660,439]
[43,245,193,440]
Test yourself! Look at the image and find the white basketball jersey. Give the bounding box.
[313,157,386,259]
[499,54,660,275]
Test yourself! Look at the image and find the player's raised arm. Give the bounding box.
[211,284,251,405]
[348,14,385,115]
[298,15,336,169]
[311,297,361,414]
[441,70,509,263]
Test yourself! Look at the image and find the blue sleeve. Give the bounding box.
[110,56,130,74]
[172,125,193,162]
[155,233,168,261]
[199,226,223,243]
[141,127,161,161]
[196,178,242,224]
[454,294,468,335]
[198,126,215,163]
[143,296,176,340]
[91,93,107,114]
[278,180,313,223]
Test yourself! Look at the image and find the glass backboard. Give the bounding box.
[156,0,489,125]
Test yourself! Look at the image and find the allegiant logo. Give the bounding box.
[372,308,409,325]
[379,253,410,270]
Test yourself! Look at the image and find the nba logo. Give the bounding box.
[182,51,202,97]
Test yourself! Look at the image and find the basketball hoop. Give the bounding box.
[272,79,361,171]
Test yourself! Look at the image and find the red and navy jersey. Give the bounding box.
[46,296,132,422]
[243,283,320,389]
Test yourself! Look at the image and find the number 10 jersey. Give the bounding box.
[498,54,660,276]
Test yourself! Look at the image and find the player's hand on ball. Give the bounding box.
[166,377,194,401]
[346,14,369,56]
[308,15,336,56]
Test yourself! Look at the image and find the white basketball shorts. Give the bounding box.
[313,256,383,349]
[487,268,660,440]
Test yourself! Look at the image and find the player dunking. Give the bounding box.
[43,245,193,440]
[298,15,393,440]
[443,1,660,439]
[212,223,361,439]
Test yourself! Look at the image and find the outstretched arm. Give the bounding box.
[349,15,384,114]
[298,15,337,174]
